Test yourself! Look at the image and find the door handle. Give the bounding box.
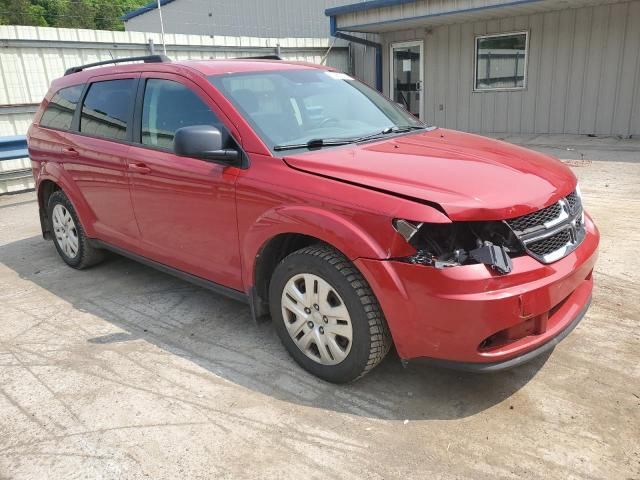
[128,162,152,174]
[63,147,79,157]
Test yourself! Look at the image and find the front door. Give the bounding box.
[390,41,424,120]
[126,73,243,290]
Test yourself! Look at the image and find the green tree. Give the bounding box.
[94,1,123,31]
[57,0,95,28]
[0,0,48,25]
[0,0,150,30]
[32,0,65,26]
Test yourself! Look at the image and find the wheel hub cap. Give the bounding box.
[281,273,353,366]
[52,204,79,259]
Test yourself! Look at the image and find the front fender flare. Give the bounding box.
[242,205,388,288]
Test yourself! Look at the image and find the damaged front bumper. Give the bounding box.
[354,214,599,369]
[410,295,591,372]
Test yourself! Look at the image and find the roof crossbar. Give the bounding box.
[64,55,171,76]
[235,55,282,60]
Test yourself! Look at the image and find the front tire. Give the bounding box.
[47,190,105,269]
[269,244,392,383]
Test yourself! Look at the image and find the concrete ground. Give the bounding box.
[485,133,640,163]
[0,160,639,480]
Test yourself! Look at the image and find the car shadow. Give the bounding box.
[0,235,549,421]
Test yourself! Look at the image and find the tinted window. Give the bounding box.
[142,79,224,149]
[40,84,84,131]
[80,79,135,141]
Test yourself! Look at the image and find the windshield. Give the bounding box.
[209,69,424,150]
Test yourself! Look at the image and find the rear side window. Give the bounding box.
[141,79,224,149]
[40,85,84,131]
[80,79,135,141]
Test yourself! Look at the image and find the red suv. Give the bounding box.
[27,55,599,383]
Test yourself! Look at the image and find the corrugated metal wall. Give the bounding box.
[0,108,34,137]
[349,33,380,88]
[123,0,378,88]
[124,0,347,38]
[0,26,349,136]
[382,1,640,136]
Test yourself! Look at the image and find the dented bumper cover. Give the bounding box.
[355,214,599,368]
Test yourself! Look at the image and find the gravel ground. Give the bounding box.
[0,160,638,480]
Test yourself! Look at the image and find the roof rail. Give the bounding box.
[64,54,171,76]
[235,55,282,60]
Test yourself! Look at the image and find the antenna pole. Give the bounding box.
[157,0,167,55]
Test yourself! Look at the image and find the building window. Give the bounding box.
[475,32,528,91]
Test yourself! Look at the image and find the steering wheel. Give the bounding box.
[318,117,340,127]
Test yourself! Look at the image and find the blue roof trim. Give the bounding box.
[122,0,176,21]
[325,0,417,17]
[329,0,544,30]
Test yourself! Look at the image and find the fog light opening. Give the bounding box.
[478,316,544,352]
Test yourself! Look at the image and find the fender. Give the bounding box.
[241,205,388,288]
[37,162,98,237]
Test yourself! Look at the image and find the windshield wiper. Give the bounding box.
[272,125,429,152]
[395,125,429,132]
[273,138,356,151]
[351,124,427,143]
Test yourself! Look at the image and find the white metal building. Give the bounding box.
[122,0,347,38]
[122,0,379,87]
[327,0,640,136]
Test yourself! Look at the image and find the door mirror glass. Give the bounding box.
[173,125,239,164]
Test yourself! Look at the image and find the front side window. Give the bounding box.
[209,69,422,150]
[80,79,135,141]
[40,84,84,131]
[141,79,224,150]
[475,32,528,91]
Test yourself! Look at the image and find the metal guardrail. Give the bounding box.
[0,135,28,161]
[0,135,33,194]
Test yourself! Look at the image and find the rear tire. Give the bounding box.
[269,244,392,383]
[47,190,105,269]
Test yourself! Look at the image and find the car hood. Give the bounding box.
[282,128,577,221]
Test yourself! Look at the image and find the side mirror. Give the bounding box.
[173,125,240,164]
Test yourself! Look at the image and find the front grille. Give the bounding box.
[505,190,585,264]
[507,202,562,233]
[565,191,580,214]
[527,229,572,256]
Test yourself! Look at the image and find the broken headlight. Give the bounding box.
[392,219,524,274]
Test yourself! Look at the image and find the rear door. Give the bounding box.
[64,74,141,247]
[126,73,243,290]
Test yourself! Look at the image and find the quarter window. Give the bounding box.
[80,79,136,141]
[40,84,84,131]
[475,32,528,91]
[141,79,224,150]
